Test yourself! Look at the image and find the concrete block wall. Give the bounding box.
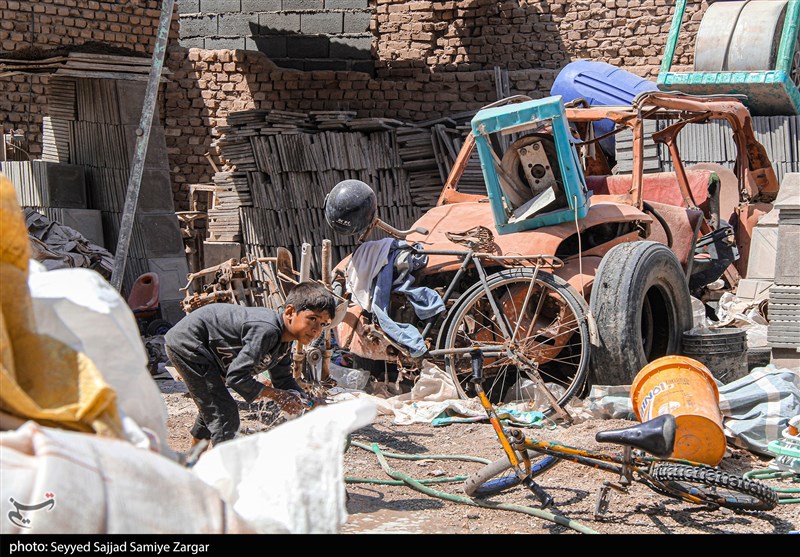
[2,0,710,210]
[176,0,375,73]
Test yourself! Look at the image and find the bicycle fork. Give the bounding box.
[470,350,554,508]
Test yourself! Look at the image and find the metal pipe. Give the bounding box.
[110,0,175,292]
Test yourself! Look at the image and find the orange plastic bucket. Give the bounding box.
[630,355,726,466]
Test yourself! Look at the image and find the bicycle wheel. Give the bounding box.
[649,463,779,511]
[441,268,590,417]
[464,451,560,497]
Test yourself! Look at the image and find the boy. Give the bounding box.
[164,281,336,447]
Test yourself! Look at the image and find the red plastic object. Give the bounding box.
[127,272,160,317]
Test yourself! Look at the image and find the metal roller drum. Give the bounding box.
[695,0,789,72]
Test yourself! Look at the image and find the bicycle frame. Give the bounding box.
[466,349,718,514]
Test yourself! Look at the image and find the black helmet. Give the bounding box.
[324,180,377,236]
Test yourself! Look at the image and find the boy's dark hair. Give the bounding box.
[285,281,336,318]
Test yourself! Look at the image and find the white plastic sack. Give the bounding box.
[0,421,259,534]
[192,398,377,534]
[27,267,170,454]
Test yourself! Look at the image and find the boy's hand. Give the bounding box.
[258,386,310,415]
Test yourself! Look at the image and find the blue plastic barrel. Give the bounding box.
[550,60,659,154]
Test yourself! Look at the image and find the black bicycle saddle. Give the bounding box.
[594,414,677,458]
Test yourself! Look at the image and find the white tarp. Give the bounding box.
[0,421,259,534]
[191,398,376,534]
[26,266,170,455]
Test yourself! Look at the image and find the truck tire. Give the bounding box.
[589,241,692,385]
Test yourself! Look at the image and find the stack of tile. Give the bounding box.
[767,173,800,362]
[37,75,187,324]
[213,109,416,276]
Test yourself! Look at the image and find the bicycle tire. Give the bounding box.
[464,451,560,497]
[650,463,779,511]
[441,268,590,418]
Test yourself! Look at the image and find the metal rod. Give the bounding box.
[110,0,175,292]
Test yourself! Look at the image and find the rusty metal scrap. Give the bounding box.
[179,257,285,314]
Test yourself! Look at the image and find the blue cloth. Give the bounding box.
[370,240,445,358]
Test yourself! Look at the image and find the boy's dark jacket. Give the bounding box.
[165,304,302,402]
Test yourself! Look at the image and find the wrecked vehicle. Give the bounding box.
[327,91,779,408]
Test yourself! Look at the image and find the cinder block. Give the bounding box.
[286,36,329,57]
[330,36,372,59]
[199,0,241,13]
[343,11,371,33]
[43,162,87,208]
[203,241,242,268]
[137,214,185,257]
[179,14,218,38]
[325,0,368,8]
[138,169,175,213]
[204,37,246,50]
[177,0,200,14]
[148,256,191,301]
[258,12,300,33]
[247,35,287,58]
[242,0,280,11]
[179,36,205,49]
[218,13,258,36]
[282,0,323,9]
[301,12,343,35]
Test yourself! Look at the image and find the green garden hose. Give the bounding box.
[743,468,800,504]
[346,440,598,534]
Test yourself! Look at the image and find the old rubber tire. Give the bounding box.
[589,241,692,385]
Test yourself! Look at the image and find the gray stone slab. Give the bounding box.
[160,299,186,327]
[301,12,343,35]
[258,12,300,32]
[736,278,773,301]
[43,163,87,208]
[116,81,148,125]
[148,256,191,300]
[124,125,170,171]
[745,225,778,280]
[138,169,175,213]
[770,347,800,369]
[775,173,800,210]
[137,214,185,257]
[203,241,242,267]
[55,208,104,247]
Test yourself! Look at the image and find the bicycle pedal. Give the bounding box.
[594,485,612,519]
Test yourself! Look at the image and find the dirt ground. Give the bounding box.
[158,377,799,535]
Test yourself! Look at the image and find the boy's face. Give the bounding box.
[283,305,332,345]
